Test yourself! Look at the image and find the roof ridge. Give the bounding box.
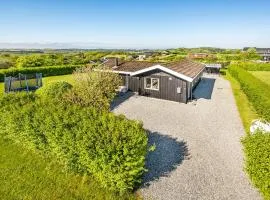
[103,57,205,80]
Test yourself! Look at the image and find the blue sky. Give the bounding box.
[0,0,270,49]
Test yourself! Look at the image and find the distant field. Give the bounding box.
[249,71,270,85]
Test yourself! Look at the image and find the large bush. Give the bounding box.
[16,55,47,68]
[0,92,148,193]
[65,67,121,110]
[228,65,270,121]
[242,132,270,199]
[0,59,13,69]
[0,65,83,82]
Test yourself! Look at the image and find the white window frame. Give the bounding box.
[144,77,160,91]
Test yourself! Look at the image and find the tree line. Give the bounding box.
[0,51,111,69]
[0,48,262,69]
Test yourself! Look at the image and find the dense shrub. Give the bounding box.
[16,55,47,68]
[65,67,121,110]
[0,93,148,193]
[0,59,13,69]
[242,132,270,199]
[36,81,72,100]
[233,61,270,71]
[14,52,108,68]
[0,65,83,82]
[228,65,270,121]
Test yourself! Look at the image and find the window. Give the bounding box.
[144,77,159,90]
[177,87,182,94]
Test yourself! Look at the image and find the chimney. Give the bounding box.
[115,58,119,66]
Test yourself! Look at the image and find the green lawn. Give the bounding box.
[43,74,74,84]
[249,71,270,86]
[0,74,139,200]
[225,72,258,132]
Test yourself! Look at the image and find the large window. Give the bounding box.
[144,77,159,90]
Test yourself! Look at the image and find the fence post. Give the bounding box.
[25,75,29,92]
[19,73,22,88]
[9,77,13,92]
[36,73,38,88]
[40,73,43,87]
[4,75,8,93]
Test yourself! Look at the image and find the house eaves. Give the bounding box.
[130,64,194,82]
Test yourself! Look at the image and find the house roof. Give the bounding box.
[104,58,162,72]
[102,58,205,82]
[166,59,206,78]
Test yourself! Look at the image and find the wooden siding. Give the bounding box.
[192,70,204,89]
[125,70,188,103]
[128,76,139,91]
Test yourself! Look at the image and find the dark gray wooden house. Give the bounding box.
[102,58,205,103]
[256,48,270,61]
[243,47,270,61]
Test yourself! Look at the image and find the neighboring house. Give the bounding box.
[144,51,155,57]
[102,58,205,103]
[138,55,147,61]
[161,50,170,55]
[188,53,216,59]
[256,48,270,61]
[137,51,156,60]
[243,47,270,61]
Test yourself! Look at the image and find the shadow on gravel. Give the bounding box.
[110,92,135,110]
[193,77,215,100]
[142,132,189,187]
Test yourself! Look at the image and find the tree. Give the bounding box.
[15,55,45,68]
[65,66,121,110]
[245,48,261,60]
[0,59,13,69]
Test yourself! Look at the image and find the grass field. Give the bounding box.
[225,72,258,132]
[0,74,138,200]
[249,71,270,86]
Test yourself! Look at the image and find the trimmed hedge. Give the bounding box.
[228,65,270,121]
[242,132,270,199]
[0,92,148,194]
[233,61,270,71]
[0,65,83,82]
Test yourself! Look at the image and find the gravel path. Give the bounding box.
[112,75,261,200]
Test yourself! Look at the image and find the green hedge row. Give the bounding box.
[233,61,270,71]
[0,92,148,194]
[0,65,84,82]
[228,65,270,121]
[242,132,270,199]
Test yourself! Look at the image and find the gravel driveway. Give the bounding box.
[112,74,261,200]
